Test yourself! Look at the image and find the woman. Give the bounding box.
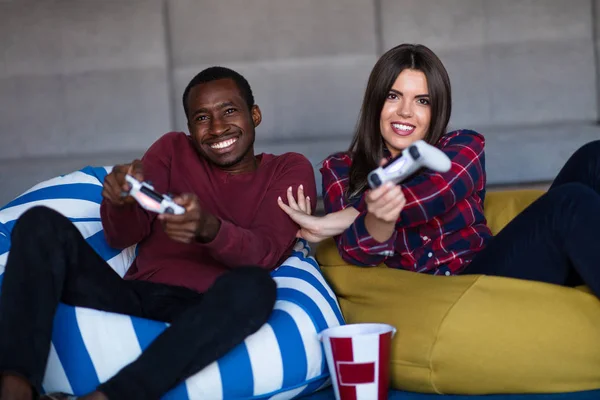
[278,43,600,296]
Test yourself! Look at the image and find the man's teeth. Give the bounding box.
[210,138,238,149]
[393,124,414,131]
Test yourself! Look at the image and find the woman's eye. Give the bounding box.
[418,98,430,105]
[387,93,398,100]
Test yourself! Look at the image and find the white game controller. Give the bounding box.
[367,140,452,188]
[123,174,185,215]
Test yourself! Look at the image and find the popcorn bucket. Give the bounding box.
[318,323,396,400]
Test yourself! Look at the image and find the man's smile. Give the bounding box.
[209,137,238,150]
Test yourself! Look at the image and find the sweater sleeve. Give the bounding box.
[320,153,396,267]
[198,153,318,269]
[101,133,174,249]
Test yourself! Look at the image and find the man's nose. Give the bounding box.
[210,118,229,135]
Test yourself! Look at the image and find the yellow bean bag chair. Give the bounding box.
[316,189,600,395]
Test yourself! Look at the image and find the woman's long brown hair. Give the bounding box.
[347,44,452,199]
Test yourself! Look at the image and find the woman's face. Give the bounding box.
[379,69,431,157]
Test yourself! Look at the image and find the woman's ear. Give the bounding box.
[251,105,262,128]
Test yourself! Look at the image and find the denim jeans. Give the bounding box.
[465,141,600,297]
[0,206,277,399]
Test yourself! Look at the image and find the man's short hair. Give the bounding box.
[182,66,255,118]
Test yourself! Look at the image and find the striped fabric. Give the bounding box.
[0,166,344,399]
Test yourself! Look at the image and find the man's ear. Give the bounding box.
[251,105,262,128]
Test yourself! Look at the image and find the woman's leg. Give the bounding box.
[465,183,600,295]
[551,140,600,192]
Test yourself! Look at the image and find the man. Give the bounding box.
[0,67,317,400]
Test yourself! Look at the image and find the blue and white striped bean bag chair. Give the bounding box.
[0,166,344,399]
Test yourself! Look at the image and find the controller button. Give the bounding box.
[369,174,382,187]
[409,145,421,159]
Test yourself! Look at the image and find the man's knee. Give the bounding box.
[12,206,68,238]
[212,267,276,318]
[229,266,275,286]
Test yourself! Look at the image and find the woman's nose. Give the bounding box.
[397,102,413,118]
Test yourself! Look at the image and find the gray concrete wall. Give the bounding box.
[1,0,599,205]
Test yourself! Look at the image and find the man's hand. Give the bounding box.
[102,160,144,206]
[157,193,221,244]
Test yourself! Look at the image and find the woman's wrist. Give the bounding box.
[321,207,360,236]
[364,212,396,243]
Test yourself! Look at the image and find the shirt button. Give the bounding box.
[428,252,433,258]
[445,271,451,276]
[422,236,429,241]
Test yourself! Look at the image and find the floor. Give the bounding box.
[302,387,600,399]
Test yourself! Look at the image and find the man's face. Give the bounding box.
[186,79,261,170]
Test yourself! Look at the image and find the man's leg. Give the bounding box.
[0,206,179,399]
[465,183,600,295]
[98,266,277,400]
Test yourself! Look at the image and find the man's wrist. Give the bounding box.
[104,198,137,212]
[195,213,221,243]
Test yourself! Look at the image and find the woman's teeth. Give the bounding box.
[210,137,237,149]
[392,123,414,131]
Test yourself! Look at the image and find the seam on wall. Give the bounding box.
[373,0,384,55]
[162,0,177,130]
[426,276,482,395]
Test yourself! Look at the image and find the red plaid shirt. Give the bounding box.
[320,130,492,275]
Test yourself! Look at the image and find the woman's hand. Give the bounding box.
[278,185,327,242]
[365,182,406,223]
[364,159,406,243]
[278,185,359,243]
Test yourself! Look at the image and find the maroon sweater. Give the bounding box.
[100,132,317,293]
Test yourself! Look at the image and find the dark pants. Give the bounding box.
[0,207,277,399]
[465,140,600,296]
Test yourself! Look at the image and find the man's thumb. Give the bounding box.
[174,193,195,206]
[127,160,144,180]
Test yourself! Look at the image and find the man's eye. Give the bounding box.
[225,108,236,114]
[196,115,208,121]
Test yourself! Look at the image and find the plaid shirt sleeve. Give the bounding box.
[398,130,486,228]
[320,153,396,267]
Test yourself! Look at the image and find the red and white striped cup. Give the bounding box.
[318,323,396,400]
